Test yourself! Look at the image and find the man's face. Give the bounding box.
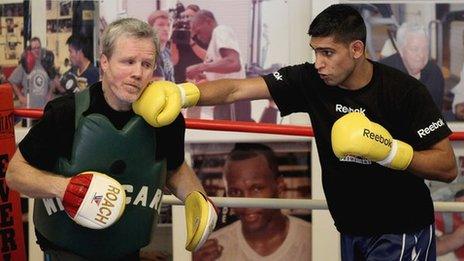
[224,154,281,233]
[30,40,41,59]
[399,33,429,75]
[68,45,80,67]
[182,9,197,20]
[100,36,156,109]
[191,17,212,44]
[152,17,171,44]
[310,36,357,86]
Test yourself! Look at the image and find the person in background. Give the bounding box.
[148,10,175,82]
[8,37,54,108]
[380,22,445,111]
[186,10,252,122]
[194,143,311,260]
[55,35,100,95]
[171,4,206,84]
[66,35,99,85]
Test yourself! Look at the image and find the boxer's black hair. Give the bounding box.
[308,4,366,46]
[226,143,280,178]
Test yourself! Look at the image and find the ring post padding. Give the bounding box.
[0,83,26,260]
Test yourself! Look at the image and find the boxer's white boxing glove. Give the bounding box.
[331,112,413,170]
[62,172,126,229]
[133,81,200,127]
[184,191,218,251]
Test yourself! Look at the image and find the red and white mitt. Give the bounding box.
[62,171,126,229]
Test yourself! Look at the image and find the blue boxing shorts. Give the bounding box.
[341,224,435,261]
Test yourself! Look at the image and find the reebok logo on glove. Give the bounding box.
[363,128,392,147]
[417,119,444,138]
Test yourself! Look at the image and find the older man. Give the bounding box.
[380,23,445,110]
[7,18,215,260]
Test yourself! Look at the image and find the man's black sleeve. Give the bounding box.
[18,96,75,171]
[156,114,186,171]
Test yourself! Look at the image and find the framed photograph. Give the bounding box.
[59,0,72,17]
[430,154,464,260]
[188,139,312,260]
[342,2,464,122]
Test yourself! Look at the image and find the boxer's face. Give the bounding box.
[310,36,361,87]
[224,154,283,233]
[100,36,156,110]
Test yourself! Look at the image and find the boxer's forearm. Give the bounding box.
[166,161,205,202]
[6,150,68,198]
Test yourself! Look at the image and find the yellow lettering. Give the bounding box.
[99,206,112,216]
[102,197,115,208]
[106,191,117,201]
[95,213,108,224]
[108,185,120,194]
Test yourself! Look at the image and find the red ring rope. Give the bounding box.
[13,108,464,140]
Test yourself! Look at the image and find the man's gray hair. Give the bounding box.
[101,18,160,62]
[396,22,429,49]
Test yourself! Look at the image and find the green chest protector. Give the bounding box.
[33,88,167,260]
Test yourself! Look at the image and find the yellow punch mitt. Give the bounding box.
[184,191,218,252]
[133,81,200,127]
[331,112,413,170]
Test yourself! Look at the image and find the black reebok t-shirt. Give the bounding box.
[19,82,185,173]
[263,61,451,235]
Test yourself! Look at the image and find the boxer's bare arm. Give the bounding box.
[166,161,205,202]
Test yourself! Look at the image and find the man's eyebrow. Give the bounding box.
[310,45,335,52]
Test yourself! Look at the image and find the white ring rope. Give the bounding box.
[162,196,464,212]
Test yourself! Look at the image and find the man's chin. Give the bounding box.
[324,79,339,86]
[241,215,265,231]
[242,222,265,233]
[118,93,139,104]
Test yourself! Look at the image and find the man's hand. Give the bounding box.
[186,63,206,80]
[62,171,126,229]
[185,191,218,251]
[331,112,413,170]
[193,239,223,261]
[133,81,199,127]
